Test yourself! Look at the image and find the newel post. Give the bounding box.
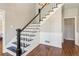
[38,8,41,22]
[16,29,22,56]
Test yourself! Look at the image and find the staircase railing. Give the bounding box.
[16,3,60,56]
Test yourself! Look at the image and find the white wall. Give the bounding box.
[63,7,78,18]
[40,5,63,48]
[0,3,37,52]
[64,18,75,40]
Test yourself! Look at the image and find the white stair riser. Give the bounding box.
[25,28,39,29]
[23,29,39,31]
[21,31,39,34]
[21,31,40,34]
[28,24,40,27]
[25,26,40,28]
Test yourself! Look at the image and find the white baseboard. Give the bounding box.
[64,38,74,40]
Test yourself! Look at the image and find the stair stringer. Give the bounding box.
[40,4,64,25]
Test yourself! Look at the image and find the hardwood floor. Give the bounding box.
[27,40,79,56]
[27,44,62,56]
[0,38,2,56]
[2,39,79,56]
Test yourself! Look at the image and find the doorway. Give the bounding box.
[63,18,75,41]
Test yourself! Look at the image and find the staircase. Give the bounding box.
[6,24,40,56]
[5,3,63,56]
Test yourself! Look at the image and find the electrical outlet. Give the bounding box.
[45,40,50,43]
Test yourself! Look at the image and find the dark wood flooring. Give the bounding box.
[27,40,79,56]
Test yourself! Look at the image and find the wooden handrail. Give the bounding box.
[40,3,48,10]
[21,13,39,31]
